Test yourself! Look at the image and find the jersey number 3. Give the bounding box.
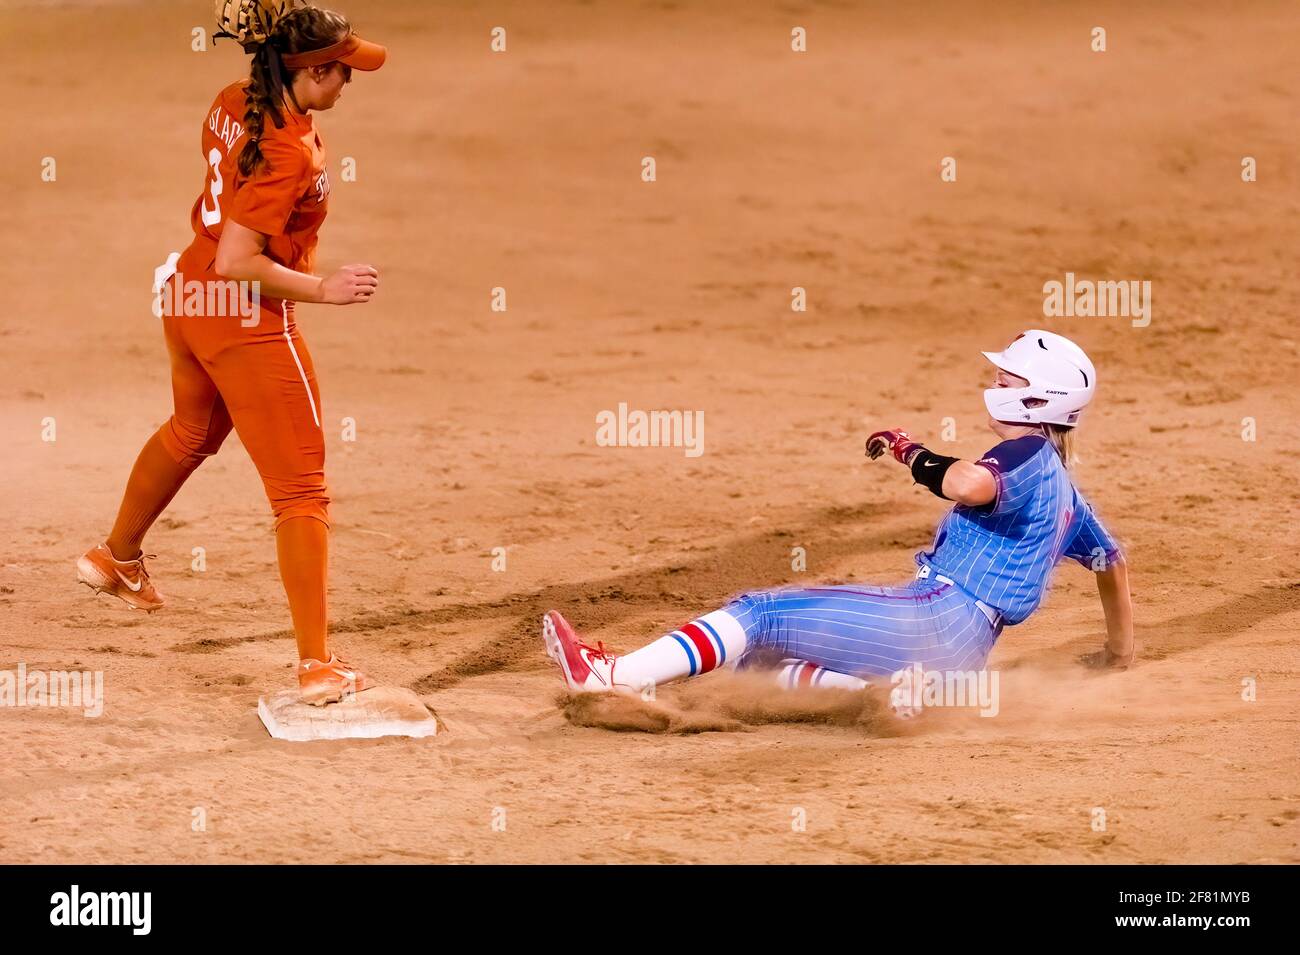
[200,147,223,228]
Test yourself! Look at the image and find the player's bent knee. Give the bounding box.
[158,418,231,470]
[730,591,767,610]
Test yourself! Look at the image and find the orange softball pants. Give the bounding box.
[155,294,330,528]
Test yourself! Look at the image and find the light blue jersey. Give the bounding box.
[917,434,1121,625]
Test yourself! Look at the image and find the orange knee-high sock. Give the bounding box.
[106,432,197,561]
[276,516,329,663]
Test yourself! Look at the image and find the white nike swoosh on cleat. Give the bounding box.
[114,569,144,593]
[578,650,608,686]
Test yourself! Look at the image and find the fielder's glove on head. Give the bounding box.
[214,0,298,48]
[866,428,921,465]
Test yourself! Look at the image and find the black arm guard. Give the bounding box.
[908,447,959,500]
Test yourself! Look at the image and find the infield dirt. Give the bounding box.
[1,0,1297,863]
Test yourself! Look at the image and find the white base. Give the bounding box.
[257,686,439,741]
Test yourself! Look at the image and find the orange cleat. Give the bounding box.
[298,653,371,706]
[76,543,164,612]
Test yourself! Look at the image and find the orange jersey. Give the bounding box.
[177,81,331,282]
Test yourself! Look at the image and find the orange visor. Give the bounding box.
[281,31,387,71]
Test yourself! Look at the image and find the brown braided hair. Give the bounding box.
[239,5,350,176]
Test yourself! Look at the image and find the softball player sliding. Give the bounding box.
[76,1,386,704]
[543,330,1135,698]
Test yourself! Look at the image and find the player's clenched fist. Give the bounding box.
[319,264,380,305]
[866,428,919,465]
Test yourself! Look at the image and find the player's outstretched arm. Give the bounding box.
[1091,559,1135,668]
[865,428,995,506]
[215,220,379,305]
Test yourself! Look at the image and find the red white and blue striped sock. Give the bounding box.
[614,610,748,693]
[774,659,868,691]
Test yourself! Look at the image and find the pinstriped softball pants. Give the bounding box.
[725,581,1000,679]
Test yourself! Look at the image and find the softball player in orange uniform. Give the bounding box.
[77,2,386,704]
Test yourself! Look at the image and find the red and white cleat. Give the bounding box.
[76,543,164,612]
[298,653,371,706]
[542,610,619,693]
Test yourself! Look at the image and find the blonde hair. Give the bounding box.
[1043,424,1076,468]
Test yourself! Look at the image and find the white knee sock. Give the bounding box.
[613,610,748,694]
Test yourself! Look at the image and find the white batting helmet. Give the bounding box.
[982,330,1096,427]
